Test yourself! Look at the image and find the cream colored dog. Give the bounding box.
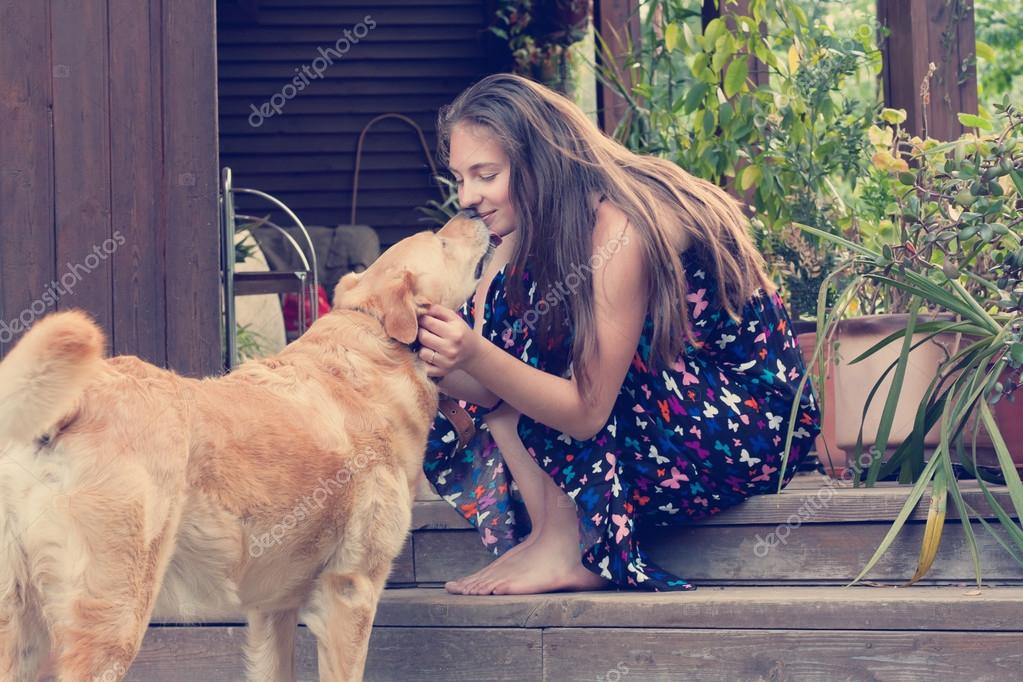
[0,212,495,681]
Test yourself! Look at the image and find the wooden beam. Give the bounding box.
[595,0,640,135]
[878,0,978,141]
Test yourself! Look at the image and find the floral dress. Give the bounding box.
[422,248,820,591]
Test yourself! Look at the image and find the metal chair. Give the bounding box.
[220,167,319,370]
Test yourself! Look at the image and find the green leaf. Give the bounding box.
[683,82,710,114]
[848,454,941,586]
[975,40,995,62]
[664,22,681,52]
[683,22,696,52]
[958,113,993,131]
[739,164,761,191]
[881,108,907,125]
[724,59,748,98]
[704,18,725,48]
[712,42,735,73]
[1011,343,1023,365]
[978,403,1023,522]
[1009,169,1023,197]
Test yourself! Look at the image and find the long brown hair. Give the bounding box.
[437,73,774,396]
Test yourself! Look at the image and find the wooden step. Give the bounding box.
[134,586,1023,681]
[396,474,1023,586]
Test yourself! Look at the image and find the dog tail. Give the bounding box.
[0,310,105,443]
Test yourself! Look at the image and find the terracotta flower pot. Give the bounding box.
[830,314,957,461]
[960,369,1023,474]
[796,331,846,477]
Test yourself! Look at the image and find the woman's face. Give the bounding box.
[448,122,517,238]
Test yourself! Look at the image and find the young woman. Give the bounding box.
[416,73,820,595]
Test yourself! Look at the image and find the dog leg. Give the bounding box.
[0,580,49,682]
[245,608,299,682]
[304,568,388,682]
[44,499,183,681]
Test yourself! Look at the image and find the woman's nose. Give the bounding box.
[458,184,481,209]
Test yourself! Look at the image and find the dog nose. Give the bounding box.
[461,207,480,220]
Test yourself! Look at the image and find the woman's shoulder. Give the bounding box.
[593,198,636,253]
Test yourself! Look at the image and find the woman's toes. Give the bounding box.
[471,579,498,595]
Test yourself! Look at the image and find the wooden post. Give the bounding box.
[595,0,640,135]
[877,0,978,141]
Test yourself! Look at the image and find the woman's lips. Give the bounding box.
[481,210,496,226]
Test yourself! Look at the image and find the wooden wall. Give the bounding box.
[216,0,497,249]
[0,0,221,377]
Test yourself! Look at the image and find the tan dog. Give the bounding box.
[0,212,495,681]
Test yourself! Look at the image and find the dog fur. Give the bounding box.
[0,213,494,681]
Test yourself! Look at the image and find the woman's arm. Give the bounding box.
[420,203,649,441]
[435,369,500,407]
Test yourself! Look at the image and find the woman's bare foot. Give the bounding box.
[455,475,611,595]
[444,530,540,594]
[470,533,610,595]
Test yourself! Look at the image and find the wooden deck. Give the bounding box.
[132,473,1023,681]
[138,586,1023,680]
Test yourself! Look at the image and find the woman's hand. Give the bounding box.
[417,304,481,378]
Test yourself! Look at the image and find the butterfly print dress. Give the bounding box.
[422,248,821,591]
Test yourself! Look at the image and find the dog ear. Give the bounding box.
[333,271,363,307]
[381,270,422,344]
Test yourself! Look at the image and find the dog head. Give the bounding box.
[333,210,498,343]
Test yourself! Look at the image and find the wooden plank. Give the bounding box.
[410,480,1020,530]
[214,153,442,174]
[218,42,483,62]
[220,134,442,155]
[130,626,540,681]
[386,535,416,585]
[257,0,474,7]
[218,93,454,116]
[219,7,484,26]
[218,25,484,46]
[0,0,55,356]
[544,628,1023,681]
[412,520,1023,585]
[231,189,438,210]
[51,0,113,334]
[218,77,471,97]
[365,627,541,681]
[163,0,222,377]
[219,112,441,136]
[219,60,481,80]
[373,586,1023,632]
[226,171,441,193]
[108,0,167,365]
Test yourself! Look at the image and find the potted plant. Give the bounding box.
[782,100,1023,584]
